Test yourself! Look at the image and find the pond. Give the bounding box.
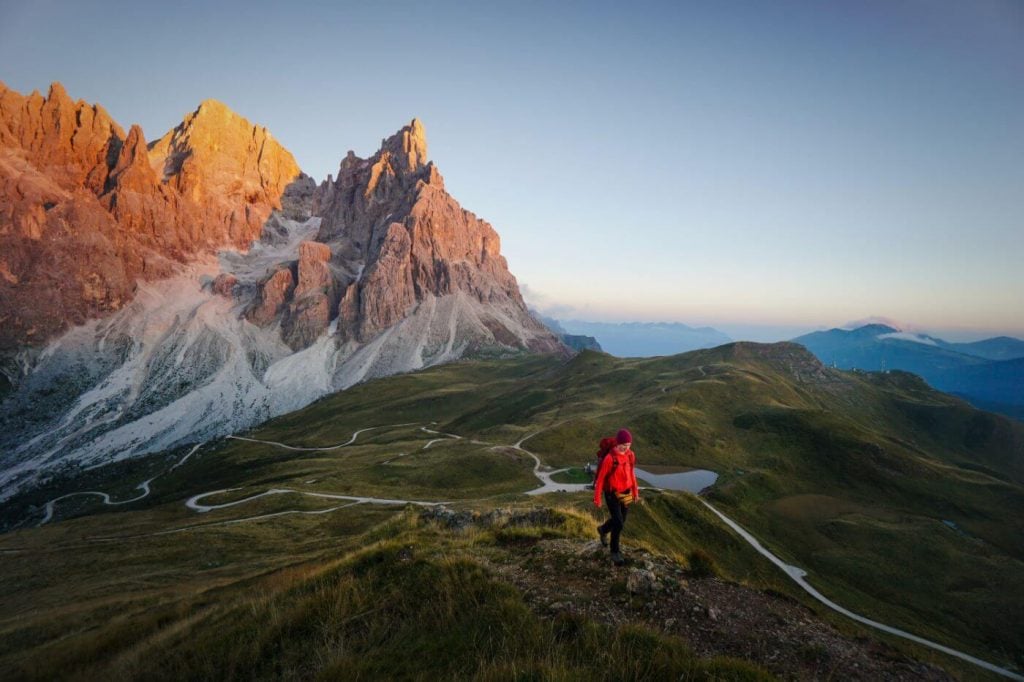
[634,467,718,493]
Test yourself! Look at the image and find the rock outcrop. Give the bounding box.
[0,81,301,351]
[211,273,239,297]
[304,119,562,354]
[281,240,336,349]
[246,267,296,327]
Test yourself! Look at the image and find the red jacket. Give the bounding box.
[594,447,638,506]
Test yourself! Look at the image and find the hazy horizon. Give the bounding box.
[2,0,1021,338]
[536,313,1017,344]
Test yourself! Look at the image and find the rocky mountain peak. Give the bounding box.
[107,124,154,191]
[39,81,78,120]
[380,117,428,173]
[45,81,69,101]
[315,120,435,256]
[0,83,303,351]
[298,118,561,353]
[0,80,124,194]
[194,97,234,117]
[147,98,299,208]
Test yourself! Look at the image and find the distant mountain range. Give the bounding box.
[552,320,732,357]
[531,313,603,353]
[793,324,1024,419]
[941,336,1024,361]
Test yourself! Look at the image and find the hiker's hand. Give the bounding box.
[594,499,601,508]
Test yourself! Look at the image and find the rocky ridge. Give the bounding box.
[420,506,952,681]
[0,81,302,352]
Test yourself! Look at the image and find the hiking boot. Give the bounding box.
[598,525,609,547]
[610,552,625,566]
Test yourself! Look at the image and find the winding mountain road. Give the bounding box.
[37,443,203,527]
[508,431,589,496]
[227,425,400,451]
[186,488,444,513]
[698,499,1023,681]
[38,485,152,526]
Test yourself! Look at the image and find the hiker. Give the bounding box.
[594,429,639,565]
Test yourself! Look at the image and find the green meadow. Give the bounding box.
[1,344,1022,679]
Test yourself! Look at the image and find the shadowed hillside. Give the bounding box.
[794,325,1024,420]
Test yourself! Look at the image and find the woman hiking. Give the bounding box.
[594,429,639,566]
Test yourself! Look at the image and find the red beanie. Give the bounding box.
[616,429,632,444]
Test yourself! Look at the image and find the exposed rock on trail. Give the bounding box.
[480,536,952,681]
[419,505,567,532]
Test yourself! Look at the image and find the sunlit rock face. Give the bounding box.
[312,119,560,352]
[147,98,301,242]
[0,81,302,352]
[0,101,564,499]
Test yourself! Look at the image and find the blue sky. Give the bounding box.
[2,0,1021,341]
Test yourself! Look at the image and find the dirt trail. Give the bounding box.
[227,425,395,451]
[509,431,590,496]
[185,488,444,513]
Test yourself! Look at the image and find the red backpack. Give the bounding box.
[587,437,619,488]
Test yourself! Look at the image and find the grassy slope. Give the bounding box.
[1,492,779,680]
[1,344,1022,677]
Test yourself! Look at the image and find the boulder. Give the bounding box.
[211,273,238,297]
[626,568,660,595]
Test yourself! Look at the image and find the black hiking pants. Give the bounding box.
[599,491,630,553]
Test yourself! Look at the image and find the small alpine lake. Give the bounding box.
[635,467,719,493]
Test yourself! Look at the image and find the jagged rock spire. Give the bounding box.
[298,118,561,352]
[380,118,428,172]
